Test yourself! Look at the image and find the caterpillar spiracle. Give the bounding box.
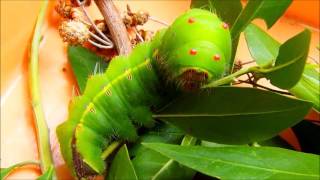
[57,9,232,177]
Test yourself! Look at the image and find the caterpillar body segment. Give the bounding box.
[157,9,231,90]
[57,43,162,176]
[57,8,232,177]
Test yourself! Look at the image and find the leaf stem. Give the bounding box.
[101,141,122,160]
[203,66,258,88]
[29,0,56,177]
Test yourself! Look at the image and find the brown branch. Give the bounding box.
[94,0,132,55]
[238,80,292,95]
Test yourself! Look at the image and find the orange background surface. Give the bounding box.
[1,0,319,179]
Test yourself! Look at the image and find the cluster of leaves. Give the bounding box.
[2,0,319,179]
[56,1,318,179]
[69,0,318,179]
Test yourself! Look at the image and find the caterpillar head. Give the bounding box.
[157,9,231,91]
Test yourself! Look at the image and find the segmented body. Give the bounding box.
[57,8,231,177]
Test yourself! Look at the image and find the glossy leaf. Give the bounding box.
[107,144,138,180]
[201,140,247,148]
[201,136,293,149]
[132,149,170,180]
[289,64,319,112]
[190,0,242,27]
[152,136,197,180]
[131,123,191,180]
[143,143,320,180]
[0,161,38,179]
[265,29,311,89]
[244,24,280,67]
[231,0,292,38]
[130,122,184,157]
[37,166,54,180]
[229,0,290,68]
[68,46,108,93]
[154,87,312,144]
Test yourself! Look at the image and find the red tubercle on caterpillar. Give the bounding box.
[189,48,197,55]
[213,54,221,61]
[222,22,229,29]
[188,17,195,24]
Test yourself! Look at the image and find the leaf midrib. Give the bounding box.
[151,147,319,178]
[261,44,306,74]
[183,153,319,178]
[154,105,306,118]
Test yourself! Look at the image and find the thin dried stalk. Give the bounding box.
[94,0,132,55]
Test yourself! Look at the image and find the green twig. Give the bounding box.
[203,61,298,89]
[203,66,258,88]
[29,0,56,177]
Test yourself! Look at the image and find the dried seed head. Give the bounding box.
[93,19,107,32]
[55,0,73,19]
[55,0,84,20]
[135,10,149,25]
[123,14,133,28]
[70,8,83,20]
[59,20,90,45]
[123,9,149,27]
[138,29,153,41]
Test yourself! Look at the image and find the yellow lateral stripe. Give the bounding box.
[79,58,152,123]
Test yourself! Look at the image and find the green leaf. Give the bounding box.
[244,24,280,67]
[131,123,192,180]
[143,143,320,180]
[201,140,247,148]
[37,165,54,180]
[202,136,293,149]
[130,123,184,157]
[68,46,108,93]
[190,0,242,27]
[265,29,311,89]
[154,87,312,144]
[231,0,292,38]
[107,144,138,180]
[132,149,170,180]
[152,136,197,180]
[229,0,291,69]
[289,64,320,112]
[1,161,38,179]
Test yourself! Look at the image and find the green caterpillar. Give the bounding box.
[57,8,231,177]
